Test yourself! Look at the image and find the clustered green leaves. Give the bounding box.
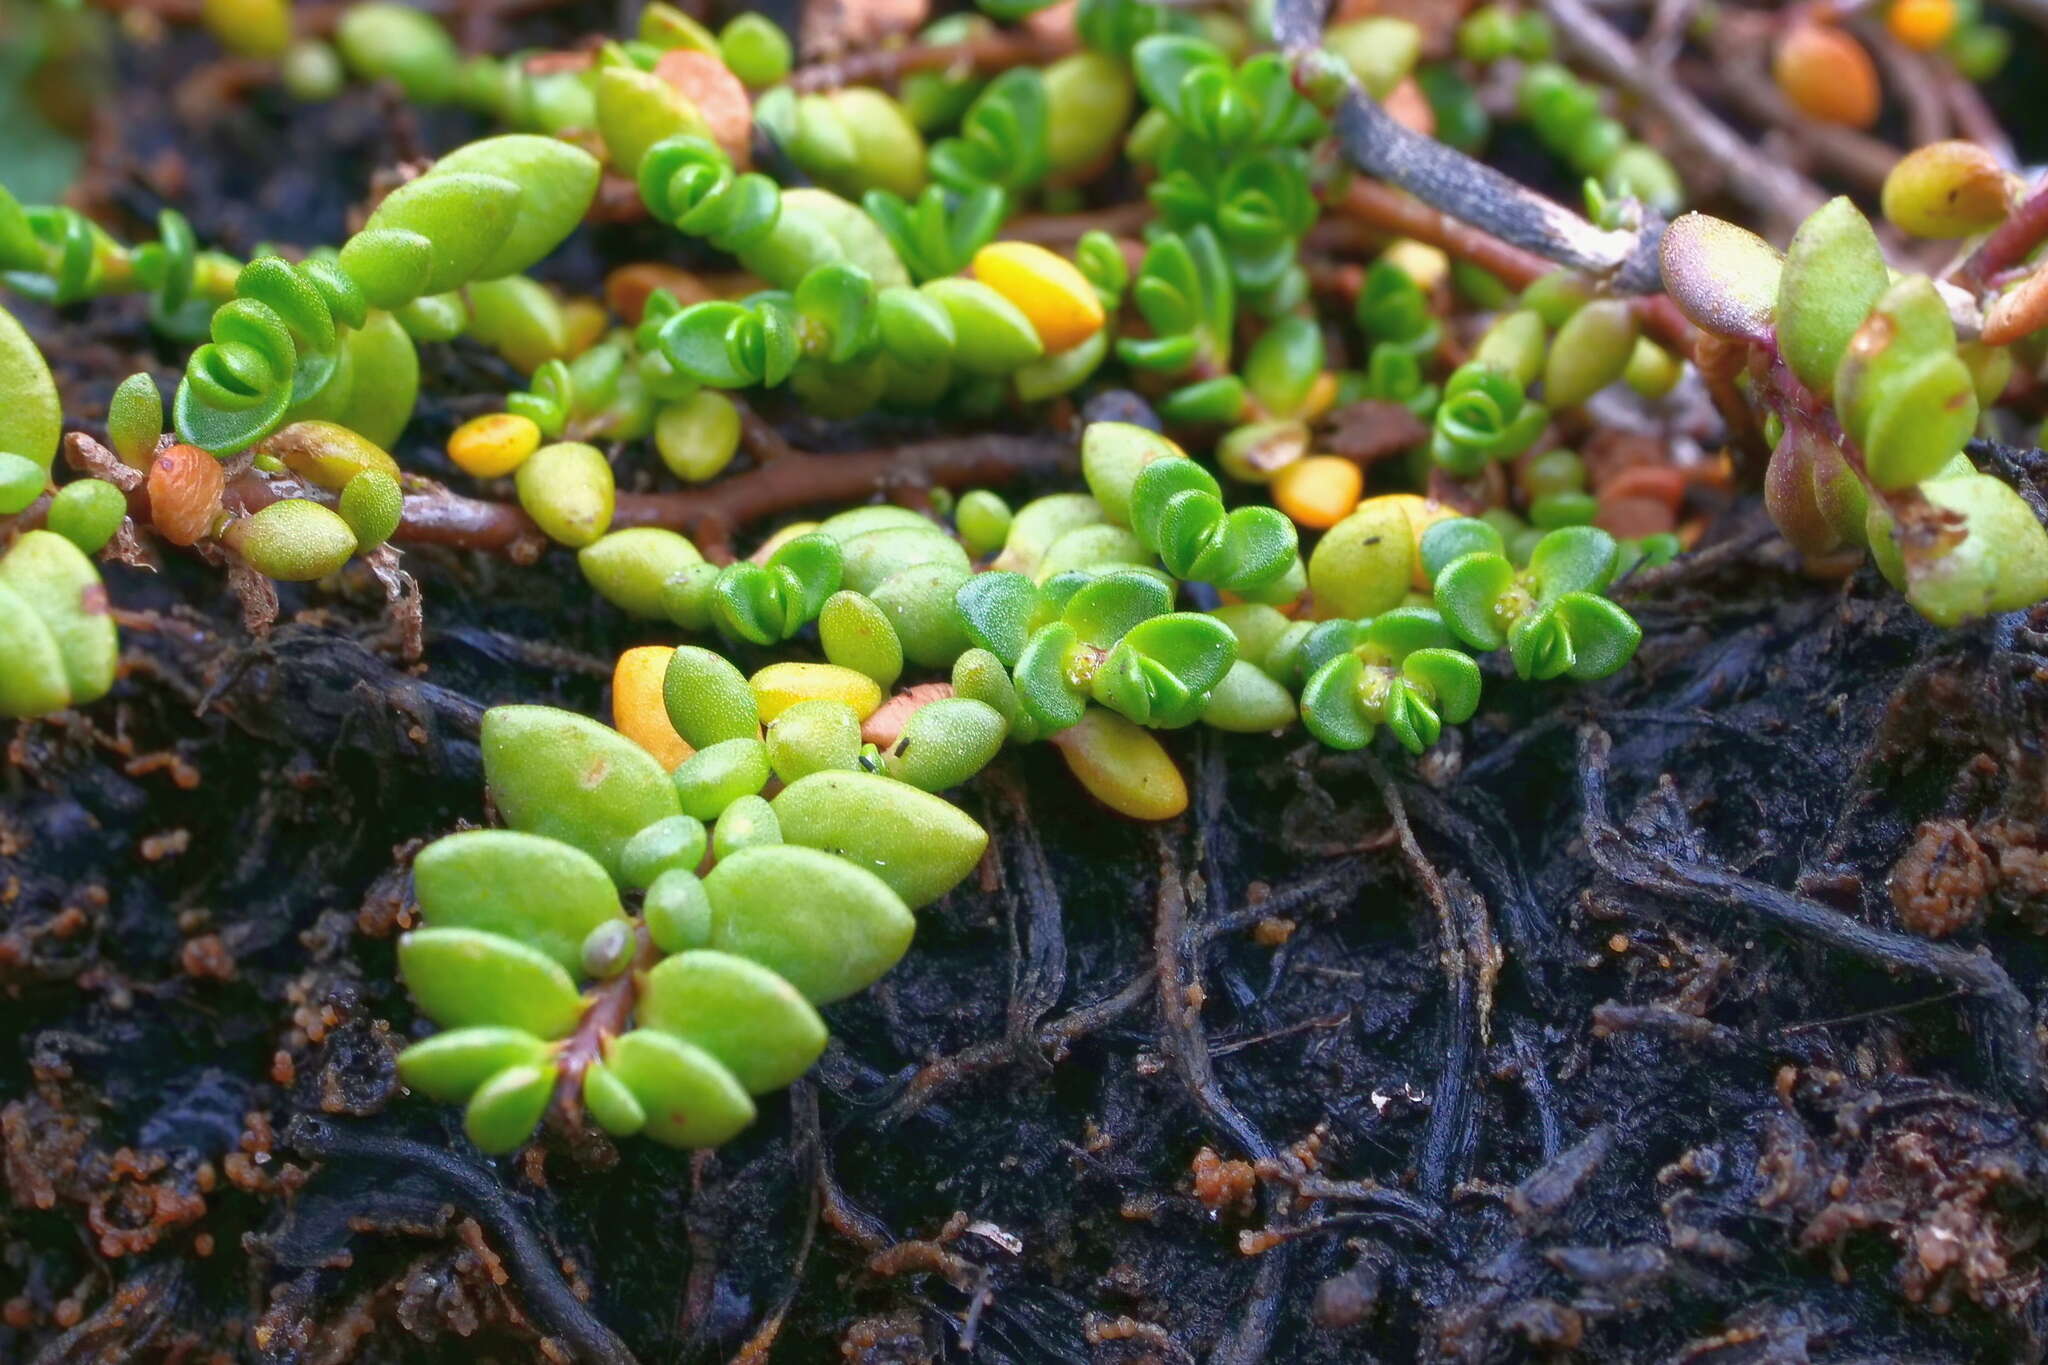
[1664,193,2048,626]
[175,135,600,455]
[0,191,230,337]
[1453,5,1684,215]
[1129,34,1326,314]
[572,418,1638,780]
[396,704,987,1153]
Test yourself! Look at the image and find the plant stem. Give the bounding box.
[787,29,1075,93]
[551,927,658,1126]
[84,430,1075,565]
[1685,46,1898,194]
[1954,179,2048,292]
[1276,0,1666,290]
[1332,180,1701,361]
[1323,86,1667,294]
[1540,0,1828,230]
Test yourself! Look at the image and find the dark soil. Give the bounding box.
[10,13,2048,1365]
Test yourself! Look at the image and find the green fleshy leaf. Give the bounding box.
[993,492,1105,577]
[1013,620,1089,733]
[953,646,1033,740]
[1434,552,1517,652]
[1293,620,1366,683]
[1035,524,1150,584]
[645,868,713,954]
[920,277,1044,374]
[663,645,760,746]
[1507,604,1576,680]
[1081,421,1181,526]
[1199,658,1298,733]
[1776,196,1889,395]
[1299,653,1376,751]
[397,1027,551,1103]
[771,769,988,907]
[883,697,1008,791]
[871,561,973,667]
[701,844,914,1003]
[1379,678,1443,754]
[1060,570,1171,649]
[1404,647,1481,722]
[0,531,116,706]
[1833,275,1957,452]
[1897,472,2048,625]
[465,1062,557,1153]
[430,135,602,279]
[955,569,1043,667]
[336,228,434,311]
[710,793,780,858]
[795,262,878,363]
[481,705,683,882]
[412,830,627,974]
[1551,592,1641,679]
[1242,313,1323,417]
[1858,352,1979,492]
[602,1029,754,1147]
[0,580,69,720]
[1365,606,1455,662]
[398,927,586,1038]
[637,949,827,1093]
[1128,457,1218,545]
[819,590,904,687]
[660,301,769,387]
[620,815,709,890]
[875,285,956,367]
[1115,612,1235,695]
[841,524,968,595]
[1131,34,1228,126]
[1527,525,1618,598]
[1418,517,1503,584]
[672,737,771,820]
[582,1059,647,1137]
[334,311,418,451]
[363,171,522,295]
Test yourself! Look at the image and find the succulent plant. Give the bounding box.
[393,703,987,1153]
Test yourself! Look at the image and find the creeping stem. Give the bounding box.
[1326,91,1667,294]
[77,430,1075,564]
[1538,0,1826,229]
[1274,0,1665,292]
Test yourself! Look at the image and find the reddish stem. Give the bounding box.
[1955,179,2048,293]
[1000,204,1155,246]
[787,30,1075,93]
[83,431,1074,566]
[551,928,659,1126]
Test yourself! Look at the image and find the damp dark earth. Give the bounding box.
[10,1,2048,1363]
